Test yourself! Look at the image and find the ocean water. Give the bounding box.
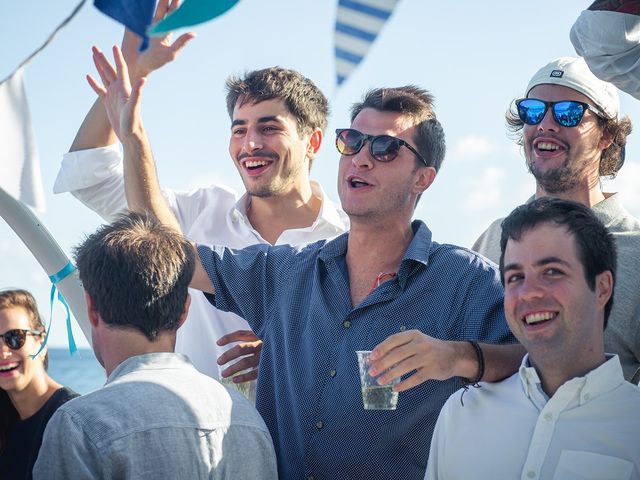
[48,348,107,394]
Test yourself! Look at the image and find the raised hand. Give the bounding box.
[87,46,145,142]
[216,330,263,383]
[122,0,196,82]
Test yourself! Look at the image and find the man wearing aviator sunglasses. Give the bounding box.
[474,56,640,384]
[95,59,519,477]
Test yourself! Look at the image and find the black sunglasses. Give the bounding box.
[0,329,43,350]
[335,128,428,166]
[516,98,601,128]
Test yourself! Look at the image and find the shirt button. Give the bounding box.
[329,369,337,377]
[527,471,536,479]
[399,325,407,332]
[315,421,324,430]
[543,413,553,422]
[583,393,591,401]
[343,320,351,328]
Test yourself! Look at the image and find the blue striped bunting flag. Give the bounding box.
[334,0,400,86]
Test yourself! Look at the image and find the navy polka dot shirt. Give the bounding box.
[198,220,514,480]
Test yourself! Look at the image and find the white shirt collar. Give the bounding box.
[232,180,348,233]
[518,353,626,409]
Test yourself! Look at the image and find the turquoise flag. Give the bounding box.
[148,0,240,36]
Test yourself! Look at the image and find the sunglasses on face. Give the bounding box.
[0,329,43,350]
[335,128,428,166]
[516,98,601,128]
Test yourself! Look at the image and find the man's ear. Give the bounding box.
[595,270,614,311]
[306,128,323,161]
[84,291,100,328]
[177,294,192,330]
[598,128,614,151]
[414,166,437,194]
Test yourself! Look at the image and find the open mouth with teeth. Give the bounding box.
[0,363,19,374]
[523,311,557,325]
[533,140,565,156]
[349,177,371,188]
[241,158,274,176]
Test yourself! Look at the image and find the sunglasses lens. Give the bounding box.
[371,136,401,162]
[336,129,364,155]
[517,99,547,125]
[553,101,585,127]
[4,329,27,349]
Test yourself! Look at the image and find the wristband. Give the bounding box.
[460,340,485,387]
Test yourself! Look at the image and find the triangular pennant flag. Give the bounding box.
[94,0,155,50]
[335,0,400,86]
[0,68,45,212]
[148,0,240,36]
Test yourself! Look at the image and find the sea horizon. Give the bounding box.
[48,347,106,395]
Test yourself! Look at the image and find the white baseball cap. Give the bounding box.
[526,56,620,119]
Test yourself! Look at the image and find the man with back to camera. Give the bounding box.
[472,56,640,383]
[33,211,277,479]
[427,198,640,479]
[87,45,524,479]
[54,0,348,391]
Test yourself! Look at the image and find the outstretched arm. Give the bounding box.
[70,0,195,152]
[368,331,525,392]
[87,46,213,293]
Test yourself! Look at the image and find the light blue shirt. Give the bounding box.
[33,353,277,479]
[198,220,515,480]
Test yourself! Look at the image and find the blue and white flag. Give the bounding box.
[334,0,400,86]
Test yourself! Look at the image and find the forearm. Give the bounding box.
[588,0,640,14]
[456,342,525,383]
[69,98,118,152]
[121,130,181,232]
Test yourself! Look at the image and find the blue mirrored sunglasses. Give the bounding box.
[516,98,601,128]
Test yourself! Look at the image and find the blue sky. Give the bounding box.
[3,0,640,347]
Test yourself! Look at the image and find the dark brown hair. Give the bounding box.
[225,66,329,137]
[349,85,446,172]
[74,212,195,341]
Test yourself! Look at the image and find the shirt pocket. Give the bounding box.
[552,450,634,480]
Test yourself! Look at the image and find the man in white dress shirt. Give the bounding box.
[54,11,348,392]
[427,198,640,480]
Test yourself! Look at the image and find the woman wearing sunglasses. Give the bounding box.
[0,289,78,479]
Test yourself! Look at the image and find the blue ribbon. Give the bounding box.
[31,261,78,358]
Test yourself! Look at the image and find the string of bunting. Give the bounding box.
[0,0,88,86]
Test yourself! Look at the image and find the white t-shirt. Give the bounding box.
[54,144,349,381]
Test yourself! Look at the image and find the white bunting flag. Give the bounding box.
[0,68,45,211]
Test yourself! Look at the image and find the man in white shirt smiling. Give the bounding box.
[53,6,348,391]
[427,198,640,480]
